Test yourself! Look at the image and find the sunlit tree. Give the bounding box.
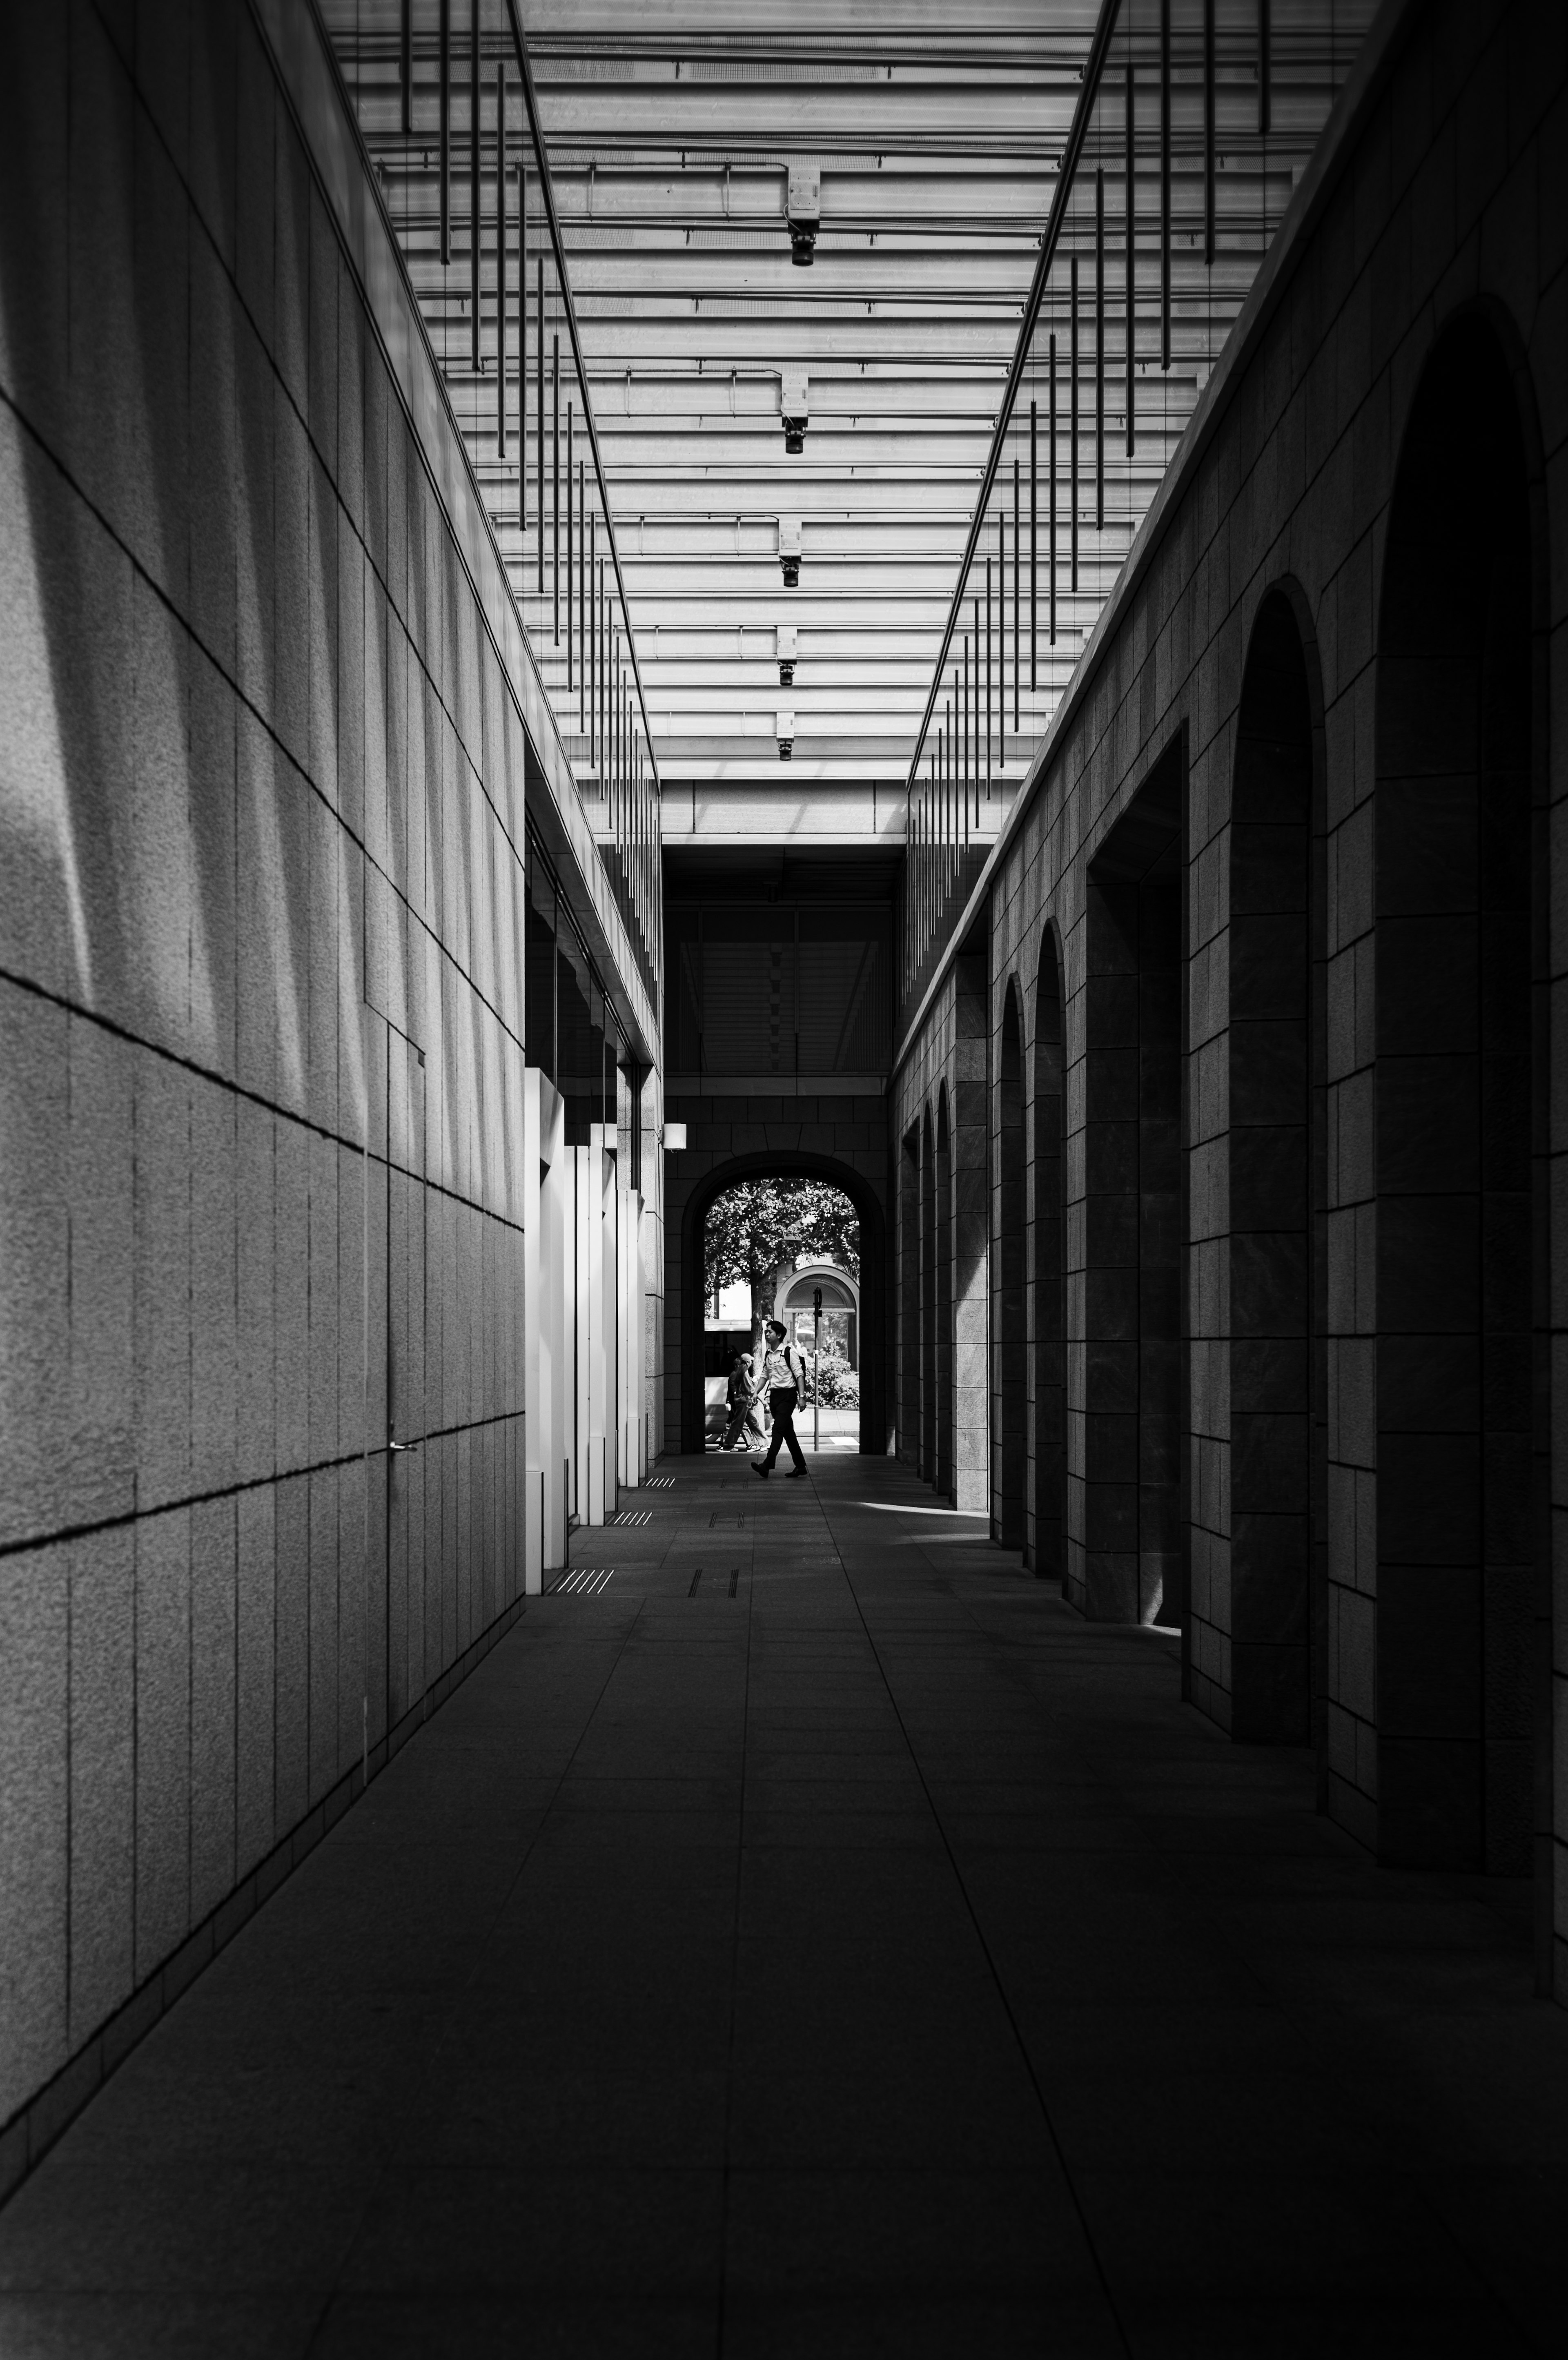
[704,1180,859,1329]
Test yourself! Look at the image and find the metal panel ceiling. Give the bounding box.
[530,1,1091,784]
[323,2,1374,818]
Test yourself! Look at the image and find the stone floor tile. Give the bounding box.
[338,2165,724,2297]
[0,2294,322,2359]
[2,1451,1565,2353]
[1118,2296,1534,2358]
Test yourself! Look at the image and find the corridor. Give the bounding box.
[1,1455,1563,2356]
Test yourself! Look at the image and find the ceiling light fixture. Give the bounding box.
[786,161,820,265]
[781,369,809,454]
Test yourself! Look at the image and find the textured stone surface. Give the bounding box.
[0,1456,1564,2349]
[0,0,529,2140]
[892,0,1568,1964]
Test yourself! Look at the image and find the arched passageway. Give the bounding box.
[680,1153,889,1457]
[1080,743,1186,1626]
[993,983,1027,1547]
[1368,312,1542,1873]
[1221,588,1325,1742]
[1032,930,1066,1584]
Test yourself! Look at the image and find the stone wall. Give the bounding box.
[891,0,1568,1977]
[0,0,537,2161]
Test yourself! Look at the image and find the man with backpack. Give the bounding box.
[751,1319,809,1478]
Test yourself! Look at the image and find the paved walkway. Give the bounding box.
[2,1454,1565,2355]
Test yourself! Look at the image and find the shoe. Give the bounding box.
[783,1470,806,1479]
[752,1462,769,1478]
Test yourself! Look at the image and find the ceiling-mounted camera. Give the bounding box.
[777,708,795,761]
[779,516,802,588]
[781,369,809,454]
[777,624,797,688]
[786,162,820,266]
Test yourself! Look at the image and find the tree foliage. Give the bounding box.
[704,1179,860,1317]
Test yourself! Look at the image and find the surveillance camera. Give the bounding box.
[781,369,809,454]
[786,162,820,266]
[777,708,795,760]
[779,516,802,588]
[777,624,797,689]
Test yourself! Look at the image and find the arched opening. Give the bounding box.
[921,1108,937,1480]
[1369,313,1541,1874]
[697,1174,863,1452]
[993,983,1027,1547]
[679,1152,889,1455]
[1217,588,1326,1742]
[1033,928,1066,1585]
[936,1085,954,1502]
[1080,741,1186,1625]
[899,1125,920,1464]
[776,1264,860,1367]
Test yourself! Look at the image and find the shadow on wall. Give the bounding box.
[1074,743,1186,1633]
[0,0,531,2153]
[1207,586,1325,1749]
[992,984,1026,1548]
[1365,310,1539,1879]
[1033,929,1065,1584]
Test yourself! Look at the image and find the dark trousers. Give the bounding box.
[762,1387,806,1473]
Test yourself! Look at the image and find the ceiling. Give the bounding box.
[325,0,1374,845]
[528,2,1101,785]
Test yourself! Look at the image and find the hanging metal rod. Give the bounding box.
[501,0,661,783]
[903,0,1121,796]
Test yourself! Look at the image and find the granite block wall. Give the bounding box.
[952,956,991,1514]
[935,1084,956,1500]
[989,986,1027,1547]
[1029,930,1067,1583]
[0,0,533,2149]
[892,0,1568,1972]
[898,1123,920,1466]
[920,1109,938,1480]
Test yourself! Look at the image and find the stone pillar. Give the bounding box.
[953,952,990,1513]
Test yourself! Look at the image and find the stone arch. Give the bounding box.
[1081,735,1187,1626]
[992,978,1027,1547]
[899,1123,920,1464]
[1213,585,1329,1744]
[1032,923,1067,1585]
[936,1082,954,1502]
[680,1151,888,1455]
[1367,307,1544,1876]
[775,1263,860,1369]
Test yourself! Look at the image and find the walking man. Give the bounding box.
[722,1349,767,1452]
[752,1318,808,1479]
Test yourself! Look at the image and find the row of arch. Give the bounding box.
[898,308,1545,1883]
